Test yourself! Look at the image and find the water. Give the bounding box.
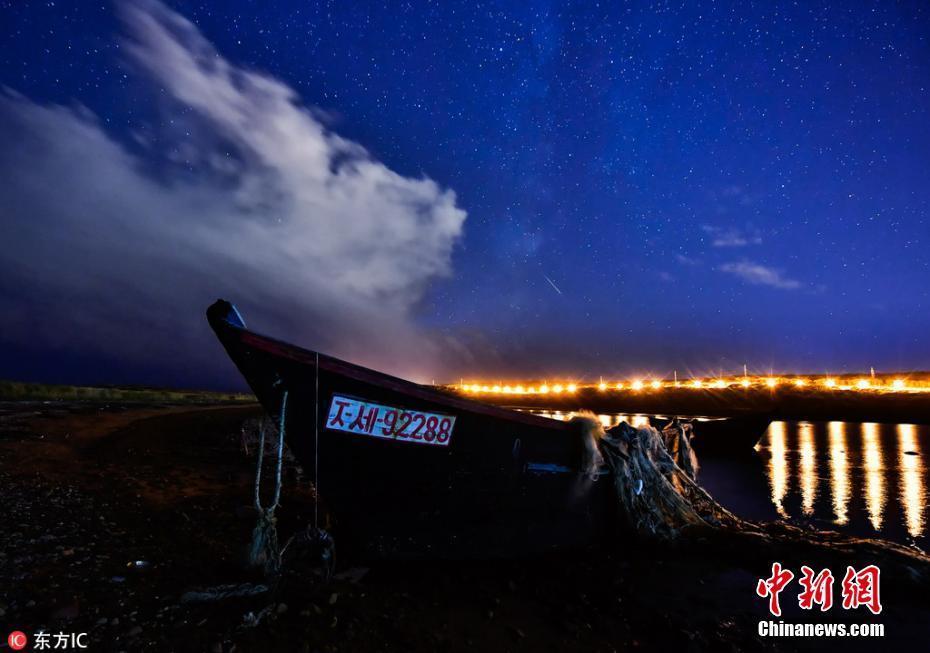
[703,421,928,549]
[522,410,929,549]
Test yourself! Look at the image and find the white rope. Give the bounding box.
[252,390,288,513]
[271,390,287,509]
[252,420,266,512]
[249,390,288,573]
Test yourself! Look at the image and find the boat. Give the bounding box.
[660,414,772,455]
[207,300,615,558]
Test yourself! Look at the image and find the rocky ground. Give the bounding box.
[1,402,927,652]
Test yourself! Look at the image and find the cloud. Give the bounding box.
[0,0,466,386]
[719,261,802,290]
[701,224,762,247]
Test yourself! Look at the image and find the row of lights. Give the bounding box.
[462,383,580,395]
[459,376,917,394]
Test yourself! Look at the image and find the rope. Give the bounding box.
[249,390,288,575]
[247,383,335,578]
[271,390,287,509]
[252,420,266,512]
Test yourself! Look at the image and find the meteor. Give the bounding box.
[543,274,563,295]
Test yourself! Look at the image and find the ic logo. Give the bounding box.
[7,631,28,651]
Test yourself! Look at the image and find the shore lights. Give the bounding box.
[458,374,924,394]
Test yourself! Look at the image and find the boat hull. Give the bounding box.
[207,301,616,558]
[684,415,771,455]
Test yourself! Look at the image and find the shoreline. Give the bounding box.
[2,402,928,651]
[454,385,930,425]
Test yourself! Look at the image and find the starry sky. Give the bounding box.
[1,0,929,388]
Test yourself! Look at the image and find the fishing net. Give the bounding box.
[575,414,745,541]
[660,418,698,481]
[574,413,930,589]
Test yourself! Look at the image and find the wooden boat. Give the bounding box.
[660,414,772,455]
[207,300,615,558]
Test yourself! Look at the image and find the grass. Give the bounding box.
[0,379,255,404]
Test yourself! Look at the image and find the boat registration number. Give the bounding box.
[325,395,455,446]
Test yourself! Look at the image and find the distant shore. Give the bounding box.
[447,385,930,425]
[5,377,930,425]
[0,379,253,405]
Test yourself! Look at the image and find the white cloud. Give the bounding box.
[0,0,466,384]
[719,261,802,290]
[701,224,762,247]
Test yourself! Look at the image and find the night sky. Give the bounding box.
[2,0,929,389]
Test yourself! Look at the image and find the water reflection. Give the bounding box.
[862,423,886,530]
[631,414,650,428]
[798,422,818,515]
[523,410,929,545]
[530,411,648,430]
[828,421,850,525]
[898,424,925,538]
[747,420,929,545]
[768,421,789,517]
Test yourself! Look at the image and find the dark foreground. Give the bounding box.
[2,403,928,652]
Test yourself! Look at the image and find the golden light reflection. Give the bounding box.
[768,421,789,517]
[897,424,925,539]
[862,423,886,530]
[828,421,850,525]
[798,422,818,516]
[632,414,650,428]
